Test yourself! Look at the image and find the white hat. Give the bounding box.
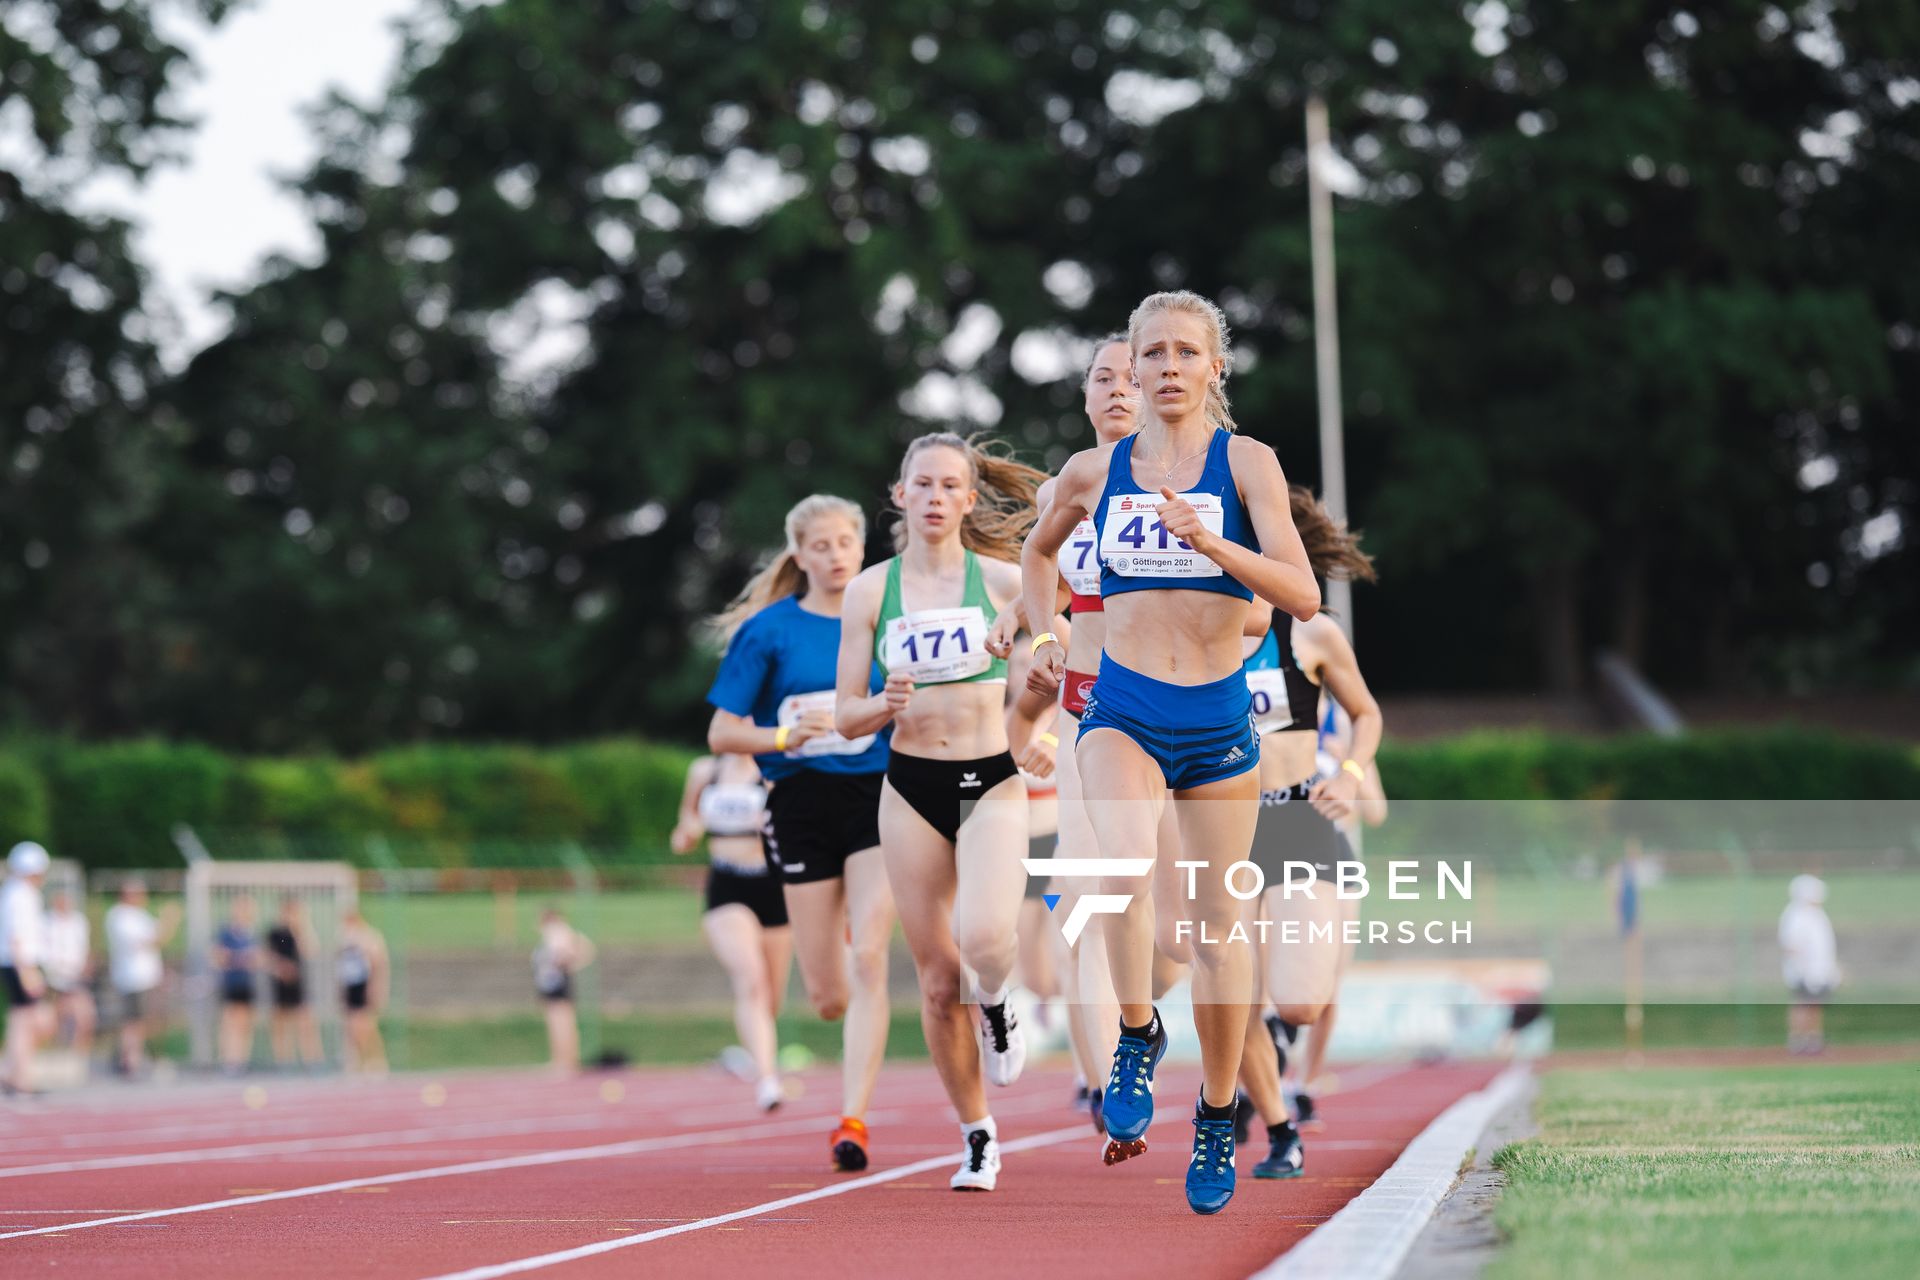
[1789,873,1825,905]
[7,841,50,876]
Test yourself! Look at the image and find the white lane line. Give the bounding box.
[0,1077,1070,1243]
[1247,1065,1532,1280]
[0,1089,845,1180]
[415,1123,1092,1280]
[0,1111,862,1243]
[0,1073,749,1153]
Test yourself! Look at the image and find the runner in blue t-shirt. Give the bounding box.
[706,494,894,1175]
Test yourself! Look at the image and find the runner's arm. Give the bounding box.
[1205,437,1319,620]
[836,567,900,739]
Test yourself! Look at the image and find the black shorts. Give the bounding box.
[1790,981,1835,1004]
[118,988,149,1020]
[1248,782,1353,883]
[220,973,255,1006]
[1024,831,1054,899]
[706,864,790,928]
[538,975,573,1004]
[764,769,884,885]
[1,966,38,1009]
[271,978,306,1010]
[342,982,370,1012]
[885,750,1020,845]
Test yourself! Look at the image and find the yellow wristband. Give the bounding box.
[1030,631,1060,655]
[1038,732,1059,748]
[1341,758,1366,782]
[774,725,792,752]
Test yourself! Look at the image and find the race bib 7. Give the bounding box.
[1099,492,1225,578]
[1061,517,1101,596]
[775,690,876,757]
[882,606,993,683]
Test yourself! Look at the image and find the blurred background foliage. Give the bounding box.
[3,0,1917,754]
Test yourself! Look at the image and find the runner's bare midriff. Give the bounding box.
[1102,590,1249,684]
[890,681,1010,759]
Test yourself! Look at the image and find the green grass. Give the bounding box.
[1549,1003,1920,1051]
[146,1005,933,1073]
[1358,868,1920,933]
[1491,1060,1920,1279]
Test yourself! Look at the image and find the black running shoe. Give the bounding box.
[1233,1089,1254,1146]
[1294,1090,1317,1125]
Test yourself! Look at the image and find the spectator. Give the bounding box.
[266,897,323,1069]
[533,906,595,1075]
[106,879,178,1077]
[214,896,261,1074]
[43,888,95,1067]
[337,907,389,1074]
[1,842,52,1095]
[1780,874,1840,1055]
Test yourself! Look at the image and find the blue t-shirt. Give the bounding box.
[706,596,889,781]
[217,923,257,976]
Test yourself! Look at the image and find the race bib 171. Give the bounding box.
[882,606,993,683]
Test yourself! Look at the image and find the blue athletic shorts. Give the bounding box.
[1077,652,1260,790]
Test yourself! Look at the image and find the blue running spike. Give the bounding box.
[1101,1017,1169,1143]
[1043,894,1062,911]
[1187,1106,1238,1214]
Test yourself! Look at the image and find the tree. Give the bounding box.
[0,0,238,733]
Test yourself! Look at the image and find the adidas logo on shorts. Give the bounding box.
[1220,745,1248,765]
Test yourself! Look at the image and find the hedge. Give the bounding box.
[2,727,1914,870]
[1374,727,1920,801]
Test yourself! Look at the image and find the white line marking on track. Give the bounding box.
[0,1091,844,1179]
[412,1123,1093,1280]
[1248,1065,1532,1280]
[0,1079,1068,1244]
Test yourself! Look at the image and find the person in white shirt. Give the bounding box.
[1,842,53,1094]
[43,888,95,1065]
[106,878,178,1076]
[1779,873,1840,1055]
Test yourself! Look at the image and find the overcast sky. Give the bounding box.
[79,0,416,365]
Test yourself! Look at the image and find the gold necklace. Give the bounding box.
[1147,437,1211,485]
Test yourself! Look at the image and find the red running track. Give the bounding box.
[0,1058,1498,1279]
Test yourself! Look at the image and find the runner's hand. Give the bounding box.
[1027,640,1066,698]
[1307,773,1358,823]
[787,709,838,748]
[985,609,1019,658]
[882,672,916,715]
[1016,734,1057,780]
[1157,486,1217,556]
[669,820,701,855]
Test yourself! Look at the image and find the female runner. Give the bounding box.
[671,751,794,1111]
[837,433,1043,1191]
[1230,486,1382,1180]
[1285,703,1388,1123]
[706,495,894,1172]
[1022,291,1318,1215]
[994,334,1145,1150]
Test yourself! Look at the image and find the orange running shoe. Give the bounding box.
[830,1116,869,1172]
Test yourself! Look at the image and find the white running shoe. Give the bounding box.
[950,1126,1001,1191]
[976,991,1027,1087]
[755,1076,784,1112]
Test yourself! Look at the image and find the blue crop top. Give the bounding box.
[1095,429,1257,602]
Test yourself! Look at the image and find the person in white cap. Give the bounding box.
[1,841,53,1094]
[1779,873,1840,1055]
